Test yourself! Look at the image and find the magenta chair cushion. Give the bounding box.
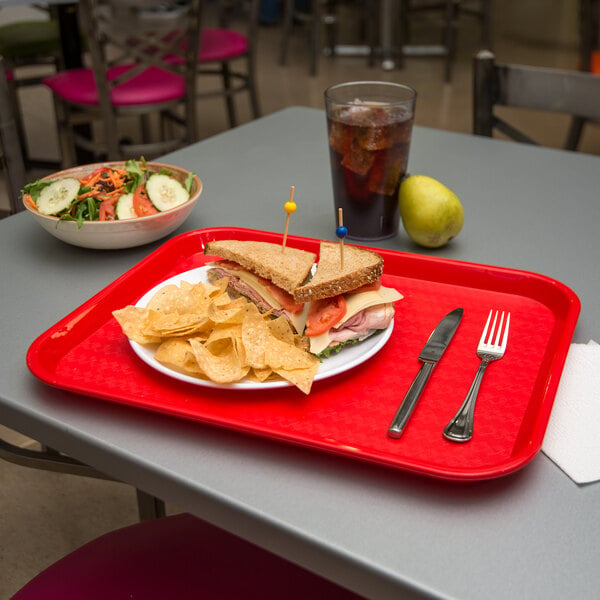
[154,28,249,66]
[43,65,185,106]
[13,513,366,599]
[4,68,14,82]
[200,28,248,62]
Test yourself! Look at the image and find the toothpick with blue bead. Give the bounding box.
[282,186,296,252]
[336,207,347,269]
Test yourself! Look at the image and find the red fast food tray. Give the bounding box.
[27,227,580,481]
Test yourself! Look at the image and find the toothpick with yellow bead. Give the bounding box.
[282,185,296,253]
[336,207,347,269]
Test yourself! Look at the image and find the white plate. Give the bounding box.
[131,266,393,390]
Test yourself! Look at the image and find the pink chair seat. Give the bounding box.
[165,28,248,65]
[200,28,248,61]
[5,68,14,82]
[13,513,365,599]
[43,64,185,106]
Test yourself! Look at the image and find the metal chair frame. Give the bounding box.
[398,0,491,81]
[473,49,600,146]
[0,12,63,171]
[197,0,261,128]
[279,0,378,76]
[0,55,27,218]
[50,0,202,165]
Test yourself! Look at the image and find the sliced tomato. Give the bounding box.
[99,200,116,221]
[217,260,244,271]
[305,295,347,336]
[260,279,305,314]
[132,184,158,217]
[353,280,382,294]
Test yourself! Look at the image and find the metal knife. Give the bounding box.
[388,307,464,439]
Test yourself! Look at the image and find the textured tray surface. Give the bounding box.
[27,227,580,480]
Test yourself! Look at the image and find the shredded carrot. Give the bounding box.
[25,194,38,211]
[109,171,123,189]
[80,168,104,187]
[27,161,156,221]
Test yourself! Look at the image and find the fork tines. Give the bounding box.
[480,309,511,350]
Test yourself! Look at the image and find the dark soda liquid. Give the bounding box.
[327,104,413,240]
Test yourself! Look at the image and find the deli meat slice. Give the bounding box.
[207,267,286,317]
[329,303,394,343]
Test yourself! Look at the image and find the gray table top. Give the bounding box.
[2,107,599,600]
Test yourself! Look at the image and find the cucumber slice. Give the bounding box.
[36,178,80,216]
[115,193,137,220]
[145,173,189,211]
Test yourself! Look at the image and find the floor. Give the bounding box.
[0,1,598,596]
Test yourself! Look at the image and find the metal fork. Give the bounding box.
[443,310,511,442]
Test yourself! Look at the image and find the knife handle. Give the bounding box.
[388,362,435,438]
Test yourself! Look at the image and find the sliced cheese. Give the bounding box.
[308,286,403,355]
[217,266,308,334]
[340,287,402,326]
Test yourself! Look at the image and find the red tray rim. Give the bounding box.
[26,227,581,481]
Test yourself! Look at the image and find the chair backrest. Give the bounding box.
[473,49,600,144]
[0,55,27,216]
[206,0,260,60]
[76,0,203,158]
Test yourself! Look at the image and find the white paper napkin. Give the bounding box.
[542,340,600,484]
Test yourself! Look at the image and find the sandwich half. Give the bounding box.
[204,239,317,333]
[294,241,402,356]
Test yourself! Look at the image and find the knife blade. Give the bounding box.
[388,307,464,439]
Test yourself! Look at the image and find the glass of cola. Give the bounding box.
[325,81,417,240]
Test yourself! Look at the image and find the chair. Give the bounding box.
[280,0,338,76]
[0,56,27,217]
[44,0,203,166]
[398,0,492,81]
[0,11,63,169]
[565,0,600,150]
[13,512,366,599]
[279,0,377,76]
[193,0,261,128]
[473,49,600,145]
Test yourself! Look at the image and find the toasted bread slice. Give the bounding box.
[294,241,383,302]
[204,240,316,295]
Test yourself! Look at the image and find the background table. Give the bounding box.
[1,107,599,599]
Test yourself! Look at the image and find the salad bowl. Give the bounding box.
[22,161,202,250]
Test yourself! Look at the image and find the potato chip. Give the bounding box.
[274,365,319,395]
[248,367,274,382]
[188,337,250,383]
[264,330,320,394]
[266,315,295,344]
[146,284,202,315]
[155,338,202,375]
[265,341,318,371]
[147,312,210,337]
[241,306,272,369]
[207,297,248,324]
[113,306,162,344]
[113,277,320,393]
[205,325,247,364]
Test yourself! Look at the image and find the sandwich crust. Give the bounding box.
[294,241,383,302]
[204,240,316,294]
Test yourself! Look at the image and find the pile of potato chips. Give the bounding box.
[113,278,320,394]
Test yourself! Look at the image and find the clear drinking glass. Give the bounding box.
[325,81,417,241]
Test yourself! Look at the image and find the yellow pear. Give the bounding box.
[399,175,464,248]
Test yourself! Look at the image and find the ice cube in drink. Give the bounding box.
[327,101,413,240]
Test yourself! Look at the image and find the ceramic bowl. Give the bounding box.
[22,161,202,250]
